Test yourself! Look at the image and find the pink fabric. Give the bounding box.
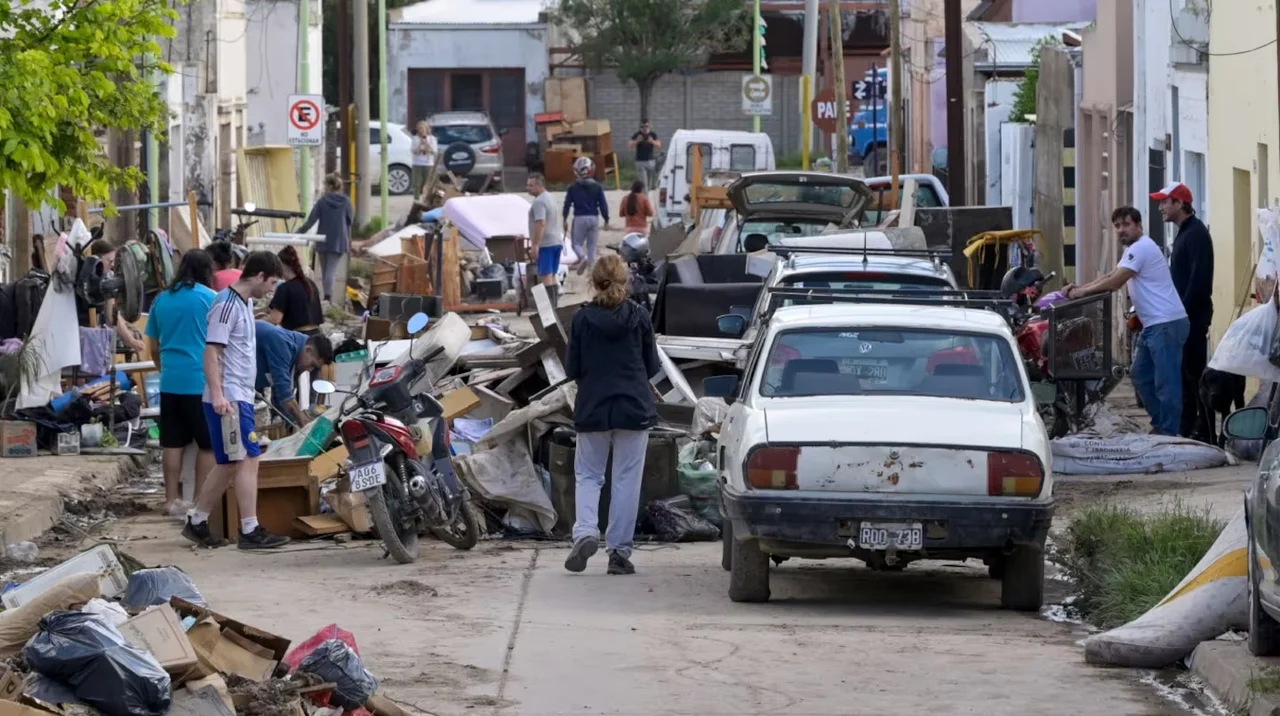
[214,269,241,291]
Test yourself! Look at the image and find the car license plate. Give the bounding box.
[857,522,923,550]
[349,461,387,492]
[840,359,889,383]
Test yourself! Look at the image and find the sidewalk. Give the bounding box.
[0,454,139,548]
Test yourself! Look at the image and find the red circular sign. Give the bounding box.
[290,99,321,131]
[811,88,838,133]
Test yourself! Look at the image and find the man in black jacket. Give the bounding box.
[1153,182,1214,440]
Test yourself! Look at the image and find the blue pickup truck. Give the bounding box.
[849,109,889,174]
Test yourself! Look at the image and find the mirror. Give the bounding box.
[1030,382,1057,407]
[312,379,337,395]
[406,313,430,334]
[702,375,740,401]
[499,128,510,137]
[243,202,257,214]
[742,233,769,253]
[717,314,747,339]
[1224,406,1269,441]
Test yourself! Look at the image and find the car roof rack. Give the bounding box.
[763,286,1016,319]
[769,245,949,271]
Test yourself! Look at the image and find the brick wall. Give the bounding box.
[587,70,805,160]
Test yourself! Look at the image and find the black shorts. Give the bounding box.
[159,393,213,450]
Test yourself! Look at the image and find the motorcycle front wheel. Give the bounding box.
[431,499,479,550]
[367,480,420,564]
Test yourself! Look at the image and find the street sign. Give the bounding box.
[742,74,774,116]
[287,94,324,147]
[853,79,887,102]
[810,88,852,133]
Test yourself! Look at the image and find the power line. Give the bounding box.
[1168,0,1275,57]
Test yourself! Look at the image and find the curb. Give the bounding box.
[0,455,143,549]
[1189,640,1280,716]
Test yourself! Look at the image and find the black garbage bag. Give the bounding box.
[120,567,206,610]
[645,497,720,542]
[297,639,378,710]
[22,611,171,716]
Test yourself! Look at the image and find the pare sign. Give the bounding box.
[810,88,852,133]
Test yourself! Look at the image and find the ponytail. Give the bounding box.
[277,246,313,298]
[591,254,629,309]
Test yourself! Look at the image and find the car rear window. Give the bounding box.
[760,328,1024,402]
[862,183,944,224]
[432,125,493,144]
[743,182,861,208]
[780,271,951,299]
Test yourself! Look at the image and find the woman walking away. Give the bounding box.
[411,120,438,199]
[299,173,354,303]
[620,180,654,236]
[267,246,323,335]
[564,254,661,575]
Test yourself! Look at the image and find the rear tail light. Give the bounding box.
[987,452,1044,497]
[341,420,370,449]
[370,365,402,387]
[746,446,800,490]
[479,142,501,155]
[659,187,668,205]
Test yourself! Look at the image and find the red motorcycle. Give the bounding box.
[313,314,478,563]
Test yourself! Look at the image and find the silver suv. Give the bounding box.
[428,111,506,191]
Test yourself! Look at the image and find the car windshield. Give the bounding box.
[743,182,861,208]
[759,328,1025,402]
[737,219,830,249]
[432,124,493,144]
[773,272,951,308]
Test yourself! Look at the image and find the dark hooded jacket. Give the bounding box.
[566,299,661,432]
[299,192,354,254]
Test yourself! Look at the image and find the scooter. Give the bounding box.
[615,232,661,310]
[313,313,478,563]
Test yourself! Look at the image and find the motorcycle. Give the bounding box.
[1000,267,1124,438]
[615,232,661,310]
[312,313,478,563]
[213,203,306,245]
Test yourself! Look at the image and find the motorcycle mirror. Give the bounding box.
[244,202,257,214]
[406,313,430,334]
[312,380,337,395]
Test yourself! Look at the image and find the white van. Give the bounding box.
[655,130,776,228]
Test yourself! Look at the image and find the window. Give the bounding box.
[432,125,494,145]
[741,182,861,208]
[759,328,1025,402]
[369,127,380,145]
[685,142,712,183]
[730,145,756,172]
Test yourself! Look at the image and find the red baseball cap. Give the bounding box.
[1151,181,1194,205]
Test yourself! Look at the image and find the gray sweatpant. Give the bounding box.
[572,429,649,558]
[635,160,657,191]
[318,251,342,301]
[570,215,600,267]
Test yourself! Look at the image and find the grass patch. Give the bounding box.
[348,257,374,281]
[1052,501,1223,629]
[1249,668,1280,694]
[355,217,385,239]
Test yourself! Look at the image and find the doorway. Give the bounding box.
[407,68,527,166]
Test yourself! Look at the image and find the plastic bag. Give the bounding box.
[1208,299,1280,382]
[23,611,171,716]
[297,639,379,710]
[82,598,129,627]
[120,567,205,610]
[645,497,720,542]
[677,441,722,527]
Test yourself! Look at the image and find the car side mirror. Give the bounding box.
[703,375,740,403]
[499,128,510,137]
[716,314,747,338]
[1030,382,1057,407]
[1224,406,1270,441]
[743,233,769,253]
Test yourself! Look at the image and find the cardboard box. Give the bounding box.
[440,387,481,420]
[0,666,24,701]
[569,119,611,136]
[0,701,51,716]
[186,619,276,682]
[0,421,37,458]
[1,545,127,609]
[53,432,79,456]
[119,605,199,674]
[309,446,349,482]
[169,597,291,662]
[324,490,374,533]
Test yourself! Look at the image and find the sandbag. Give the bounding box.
[1083,507,1247,668]
[0,572,100,657]
[1209,299,1280,382]
[1051,433,1229,475]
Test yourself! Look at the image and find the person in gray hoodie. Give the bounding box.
[299,173,354,302]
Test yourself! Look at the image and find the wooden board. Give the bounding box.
[544,77,587,123]
[442,226,462,309]
[294,515,349,536]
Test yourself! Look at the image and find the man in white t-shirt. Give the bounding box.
[1064,206,1190,435]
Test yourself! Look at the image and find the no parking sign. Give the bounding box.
[287,94,324,147]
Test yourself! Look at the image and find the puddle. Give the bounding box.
[1138,670,1230,716]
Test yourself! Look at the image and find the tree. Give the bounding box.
[550,0,750,120]
[0,0,177,211]
[1009,36,1058,124]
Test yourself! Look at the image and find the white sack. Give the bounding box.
[454,438,556,533]
[1208,298,1280,383]
[1052,433,1229,475]
[19,220,91,409]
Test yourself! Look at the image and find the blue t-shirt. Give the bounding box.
[144,283,217,395]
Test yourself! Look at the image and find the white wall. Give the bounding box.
[245,0,324,146]
[217,0,249,106]
[1133,0,1172,237]
[387,24,549,140]
[1171,66,1209,223]
[983,79,1019,206]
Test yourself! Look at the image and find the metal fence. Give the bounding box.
[1046,293,1113,380]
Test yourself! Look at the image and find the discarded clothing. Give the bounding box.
[79,327,115,376]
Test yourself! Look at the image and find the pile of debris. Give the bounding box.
[0,547,412,716]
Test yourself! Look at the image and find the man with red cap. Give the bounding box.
[1153,181,1214,441]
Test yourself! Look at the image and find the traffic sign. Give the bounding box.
[853,79,887,102]
[810,88,851,133]
[742,75,773,116]
[287,94,324,147]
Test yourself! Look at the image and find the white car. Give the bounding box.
[707,302,1054,610]
[334,121,415,195]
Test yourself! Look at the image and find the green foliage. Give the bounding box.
[1009,36,1059,124]
[0,0,178,211]
[549,0,750,117]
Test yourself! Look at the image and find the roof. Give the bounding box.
[966,21,1091,69]
[391,0,545,26]
[672,129,769,142]
[779,254,952,281]
[429,111,492,125]
[768,303,1013,335]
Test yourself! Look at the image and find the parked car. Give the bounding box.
[427,111,506,192]
[709,171,873,254]
[708,301,1055,609]
[860,173,951,226]
[1221,404,1280,655]
[335,121,415,195]
[656,129,776,228]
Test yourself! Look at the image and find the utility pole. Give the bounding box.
[338,0,352,193]
[829,0,848,173]
[353,0,371,226]
[752,0,762,133]
[801,0,819,166]
[298,0,313,205]
[378,0,389,227]
[944,0,965,205]
[889,0,904,208]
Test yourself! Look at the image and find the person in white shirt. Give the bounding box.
[1064,206,1190,435]
[411,120,438,200]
